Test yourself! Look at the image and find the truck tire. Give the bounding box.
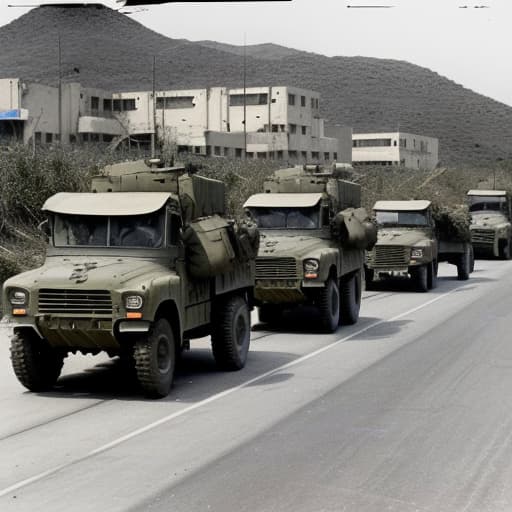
[427,260,438,289]
[411,265,428,292]
[318,277,340,333]
[212,295,250,371]
[364,266,375,291]
[339,272,361,325]
[499,238,511,260]
[469,245,475,273]
[134,318,176,398]
[258,305,282,325]
[10,330,64,391]
[457,246,471,281]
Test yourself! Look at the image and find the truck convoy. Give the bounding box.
[467,189,512,259]
[365,200,473,291]
[2,159,259,398]
[244,165,376,333]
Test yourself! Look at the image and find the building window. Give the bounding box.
[271,124,279,133]
[82,133,89,142]
[277,150,283,159]
[413,139,416,148]
[91,96,99,110]
[122,98,136,111]
[45,133,53,143]
[289,150,297,159]
[224,147,229,156]
[288,94,296,106]
[246,152,254,159]
[102,134,113,143]
[214,146,221,156]
[301,95,306,107]
[195,146,201,154]
[333,152,338,160]
[69,134,77,143]
[90,133,100,142]
[312,151,319,160]
[229,93,268,106]
[113,99,122,112]
[157,96,195,109]
[393,140,397,146]
[34,132,41,143]
[257,152,267,159]
[235,148,243,158]
[324,152,330,160]
[289,124,297,134]
[280,124,285,132]
[301,151,308,160]
[301,126,307,135]
[353,138,392,148]
[316,99,319,109]
[103,99,112,112]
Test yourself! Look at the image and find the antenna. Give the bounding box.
[243,32,247,160]
[151,55,156,158]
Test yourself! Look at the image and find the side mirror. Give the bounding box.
[37,219,51,241]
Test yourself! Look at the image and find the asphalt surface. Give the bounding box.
[1,259,511,511]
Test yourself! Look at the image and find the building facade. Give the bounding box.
[352,132,439,171]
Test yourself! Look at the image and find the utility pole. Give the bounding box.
[243,32,247,160]
[151,55,156,158]
[58,34,62,143]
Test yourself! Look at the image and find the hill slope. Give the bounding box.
[0,6,511,165]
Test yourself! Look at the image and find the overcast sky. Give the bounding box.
[0,0,511,106]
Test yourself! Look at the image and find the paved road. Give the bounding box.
[0,260,511,511]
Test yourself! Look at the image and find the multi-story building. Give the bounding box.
[0,78,123,146]
[352,132,439,171]
[0,79,351,163]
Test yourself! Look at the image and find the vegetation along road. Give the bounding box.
[1,259,511,512]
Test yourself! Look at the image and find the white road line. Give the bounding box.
[0,284,463,498]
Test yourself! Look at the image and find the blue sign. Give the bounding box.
[0,109,21,120]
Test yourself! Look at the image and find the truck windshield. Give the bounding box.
[53,211,165,248]
[376,211,429,227]
[468,196,507,213]
[249,207,320,229]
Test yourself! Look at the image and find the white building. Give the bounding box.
[0,78,123,146]
[352,132,439,171]
[0,79,351,163]
[113,86,349,163]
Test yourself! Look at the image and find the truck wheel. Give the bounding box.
[457,246,471,281]
[340,272,361,325]
[427,260,438,289]
[134,318,175,398]
[258,305,282,325]
[212,295,250,371]
[499,239,511,260]
[411,265,428,292]
[364,266,375,291]
[318,277,340,333]
[10,330,64,391]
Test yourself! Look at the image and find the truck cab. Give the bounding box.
[467,190,512,259]
[366,200,438,292]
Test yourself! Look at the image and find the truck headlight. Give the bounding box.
[125,295,143,310]
[8,288,28,306]
[303,259,319,278]
[411,248,423,259]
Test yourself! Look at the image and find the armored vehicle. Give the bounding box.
[3,160,258,398]
[366,200,472,291]
[244,165,376,333]
[467,190,512,259]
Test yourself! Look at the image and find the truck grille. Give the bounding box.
[471,229,495,245]
[255,257,298,280]
[38,289,113,315]
[371,246,409,268]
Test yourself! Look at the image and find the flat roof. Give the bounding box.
[244,193,323,208]
[42,192,171,216]
[467,190,506,196]
[373,200,431,211]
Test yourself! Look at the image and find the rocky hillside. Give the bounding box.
[0,5,511,165]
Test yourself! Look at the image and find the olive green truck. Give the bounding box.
[467,189,512,259]
[244,165,376,333]
[365,200,473,292]
[3,160,259,398]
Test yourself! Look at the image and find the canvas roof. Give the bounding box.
[42,192,172,216]
[373,200,431,211]
[467,190,507,196]
[244,193,323,208]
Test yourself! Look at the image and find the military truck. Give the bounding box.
[243,165,376,333]
[467,189,512,259]
[365,200,472,291]
[2,160,258,398]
